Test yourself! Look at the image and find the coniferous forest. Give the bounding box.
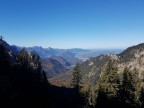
[1,39,144,108]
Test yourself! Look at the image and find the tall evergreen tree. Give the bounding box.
[72,63,82,92]
[133,67,141,106]
[120,67,136,107]
[0,35,3,40]
[85,85,96,108]
[72,63,84,107]
[96,59,120,108]
[100,59,120,97]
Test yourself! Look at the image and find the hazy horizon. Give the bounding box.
[10,43,126,50]
[0,0,144,49]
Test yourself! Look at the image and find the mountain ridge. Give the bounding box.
[0,39,70,78]
[49,42,144,86]
[42,58,69,78]
[81,43,144,84]
[12,45,123,59]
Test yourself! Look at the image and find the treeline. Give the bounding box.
[72,60,144,108]
[95,60,143,108]
[0,45,49,107]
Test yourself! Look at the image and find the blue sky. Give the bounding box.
[0,0,144,49]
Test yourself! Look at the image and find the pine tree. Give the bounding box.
[99,59,120,97]
[96,59,120,108]
[0,35,3,40]
[72,63,83,107]
[133,67,141,106]
[133,68,139,86]
[120,67,136,107]
[85,85,96,108]
[72,63,82,92]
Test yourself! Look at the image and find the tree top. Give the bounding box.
[0,35,3,40]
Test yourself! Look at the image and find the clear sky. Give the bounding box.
[0,0,144,49]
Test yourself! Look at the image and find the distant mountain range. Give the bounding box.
[0,39,124,78]
[10,44,123,77]
[49,42,144,86]
[11,45,123,66]
[12,45,123,60]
